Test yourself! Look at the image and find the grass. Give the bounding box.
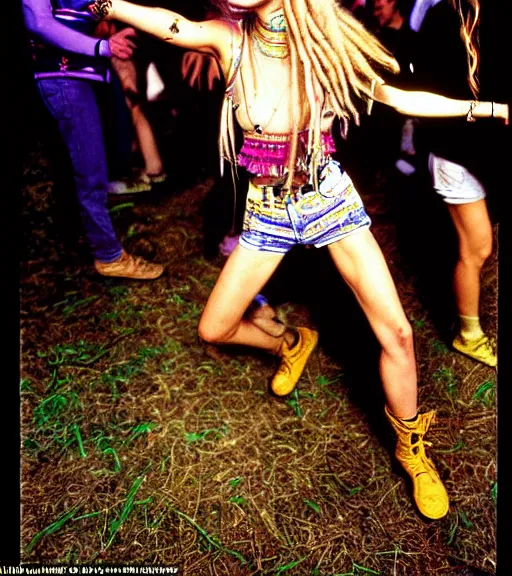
[472,380,496,407]
[19,115,498,574]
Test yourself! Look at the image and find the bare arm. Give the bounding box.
[374,83,509,124]
[96,0,234,75]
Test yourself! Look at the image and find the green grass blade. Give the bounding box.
[303,499,321,514]
[106,475,145,549]
[25,506,81,553]
[109,202,135,214]
[352,563,380,574]
[170,506,247,565]
[73,511,103,522]
[70,423,87,458]
[286,388,303,418]
[102,447,122,472]
[491,482,497,504]
[275,556,307,574]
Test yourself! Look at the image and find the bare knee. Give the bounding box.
[396,321,414,351]
[460,234,493,269]
[477,234,493,263]
[383,320,414,359]
[198,314,237,344]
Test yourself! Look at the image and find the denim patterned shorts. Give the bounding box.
[239,160,371,254]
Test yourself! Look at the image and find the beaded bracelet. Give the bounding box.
[466,100,477,122]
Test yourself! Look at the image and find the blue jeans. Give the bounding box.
[37,78,123,262]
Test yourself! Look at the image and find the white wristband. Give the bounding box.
[98,39,112,58]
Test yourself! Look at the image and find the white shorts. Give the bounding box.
[428,153,486,205]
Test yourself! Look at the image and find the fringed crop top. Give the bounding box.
[237,130,336,177]
[221,21,338,183]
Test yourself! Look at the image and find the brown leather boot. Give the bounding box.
[95,250,164,280]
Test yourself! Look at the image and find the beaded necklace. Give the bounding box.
[237,11,291,134]
[252,12,289,59]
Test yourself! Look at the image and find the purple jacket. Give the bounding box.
[22,0,111,82]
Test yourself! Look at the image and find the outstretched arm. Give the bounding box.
[374,83,509,124]
[90,0,235,75]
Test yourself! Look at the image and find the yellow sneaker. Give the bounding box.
[271,327,318,397]
[385,407,449,520]
[453,334,497,367]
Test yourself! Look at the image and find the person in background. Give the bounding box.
[369,0,420,176]
[371,0,417,83]
[412,0,498,367]
[97,19,168,195]
[21,0,164,279]
[180,46,242,259]
[340,0,368,22]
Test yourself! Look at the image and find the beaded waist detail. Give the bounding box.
[237,131,336,177]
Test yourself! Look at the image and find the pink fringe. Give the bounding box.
[238,131,336,176]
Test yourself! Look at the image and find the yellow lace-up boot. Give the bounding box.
[271,327,318,396]
[385,406,449,520]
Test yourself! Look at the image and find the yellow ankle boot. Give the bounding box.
[385,406,449,520]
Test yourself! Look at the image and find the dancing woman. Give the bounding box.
[89,0,508,520]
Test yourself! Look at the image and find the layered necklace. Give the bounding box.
[240,12,290,135]
[253,11,289,59]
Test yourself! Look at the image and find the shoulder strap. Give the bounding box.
[225,20,245,97]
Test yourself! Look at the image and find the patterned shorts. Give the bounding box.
[239,160,371,254]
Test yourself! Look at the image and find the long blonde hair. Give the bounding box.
[219,0,399,191]
[450,0,480,98]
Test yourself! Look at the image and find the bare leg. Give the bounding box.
[199,244,287,353]
[331,232,450,519]
[327,229,417,419]
[446,200,493,318]
[111,57,164,176]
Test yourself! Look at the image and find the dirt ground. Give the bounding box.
[17,76,500,576]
